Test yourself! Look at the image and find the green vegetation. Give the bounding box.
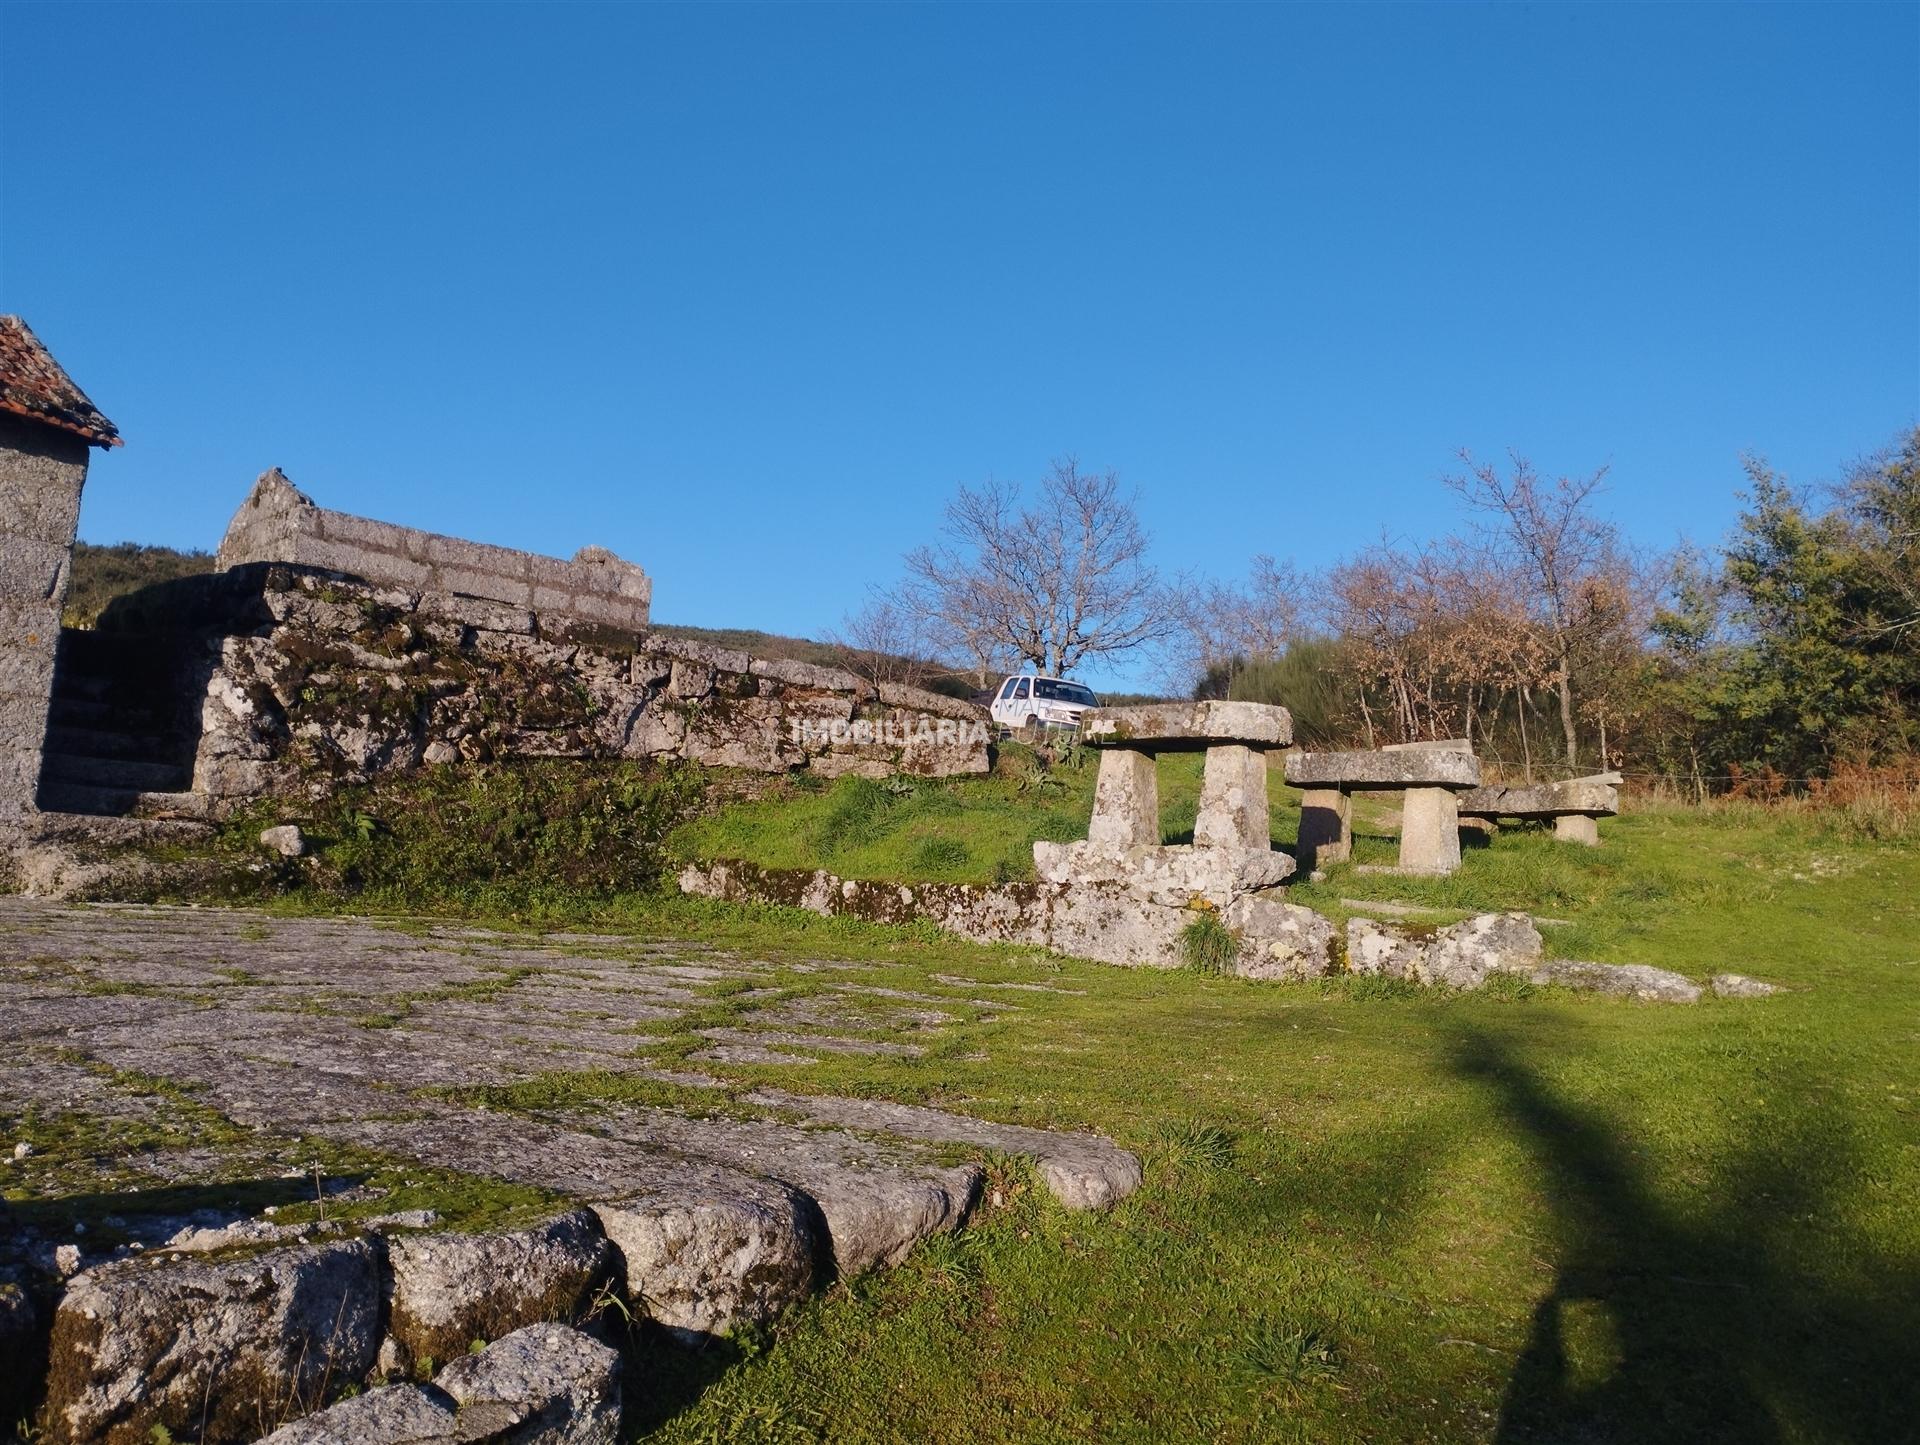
[675,746,1307,886]
[63,749,1918,1439]
[1,1061,560,1244]
[61,541,216,628]
[153,760,707,921]
[619,798,1919,1442]
[1178,910,1237,975]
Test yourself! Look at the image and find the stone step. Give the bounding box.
[41,723,173,762]
[29,811,214,844]
[47,671,121,702]
[34,779,210,820]
[45,697,121,729]
[40,752,191,793]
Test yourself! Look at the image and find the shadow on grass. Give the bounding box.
[1449,1031,1918,1443]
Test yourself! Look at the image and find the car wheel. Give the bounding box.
[1023,714,1040,738]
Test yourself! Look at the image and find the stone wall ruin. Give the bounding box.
[218,468,653,632]
[183,562,988,809]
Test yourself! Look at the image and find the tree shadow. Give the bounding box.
[1447,1030,1918,1443]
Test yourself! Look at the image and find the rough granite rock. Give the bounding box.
[1193,744,1275,852]
[591,1182,816,1341]
[1031,839,1294,906]
[1225,895,1337,979]
[43,1239,382,1445]
[259,824,307,857]
[746,1088,1143,1212]
[1085,747,1159,849]
[1345,917,1426,980]
[1710,972,1778,999]
[539,1102,984,1279]
[1283,749,1481,790]
[1532,960,1702,1004]
[798,1165,985,1276]
[384,1210,615,1373]
[254,1383,460,1445]
[1420,912,1544,988]
[1080,700,1292,751]
[433,1323,622,1445]
[1457,777,1620,819]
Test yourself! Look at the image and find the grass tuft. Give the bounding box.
[1235,1319,1343,1386]
[1179,912,1239,975]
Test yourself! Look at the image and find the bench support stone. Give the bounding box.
[1087,748,1159,850]
[1399,787,1462,875]
[1194,744,1270,852]
[1295,788,1351,871]
[1555,814,1600,847]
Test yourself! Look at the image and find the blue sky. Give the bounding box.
[4,2,1915,689]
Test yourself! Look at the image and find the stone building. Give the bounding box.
[0,317,119,839]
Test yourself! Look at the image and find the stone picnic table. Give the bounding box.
[1457,771,1622,846]
[1078,699,1294,856]
[1282,740,1481,875]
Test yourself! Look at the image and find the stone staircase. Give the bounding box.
[36,628,208,819]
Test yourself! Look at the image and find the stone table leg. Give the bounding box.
[1295,788,1350,871]
[1554,814,1600,846]
[1398,787,1462,874]
[1194,744,1270,852]
[1087,747,1159,850]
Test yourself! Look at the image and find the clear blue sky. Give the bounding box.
[4,2,1915,689]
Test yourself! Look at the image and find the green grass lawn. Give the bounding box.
[640,765,1920,1443]
[107,756,1920,1441]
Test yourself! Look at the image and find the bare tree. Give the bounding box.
[831,594,932,689]
[903,457,1170,678]
[1168,554,1309,691]
[1447,452,1618,768]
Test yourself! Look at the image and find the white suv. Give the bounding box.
[989,674,1100,735]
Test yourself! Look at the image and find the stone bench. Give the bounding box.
[1457,772,1620,846]
[1283,742,1481,875]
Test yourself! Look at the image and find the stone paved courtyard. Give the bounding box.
[1,898,1139,1308]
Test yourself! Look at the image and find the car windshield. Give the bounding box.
[1035,680,1097,705]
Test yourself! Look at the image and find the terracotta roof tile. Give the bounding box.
[0,316,120,447]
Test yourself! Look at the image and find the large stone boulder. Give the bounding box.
[434,1323,622,1445]
[591,1179,816,1342]
[1345,917,1426,980]
[253,1383,460,1445]
[257,1323,622,1445]
[799,1165,983,1277]
[1419,912,1544,988]
[384,1210,615,1374]
[1033,840,1293,907]
[43,1239,382,1445]
[1225,896,1336,979]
